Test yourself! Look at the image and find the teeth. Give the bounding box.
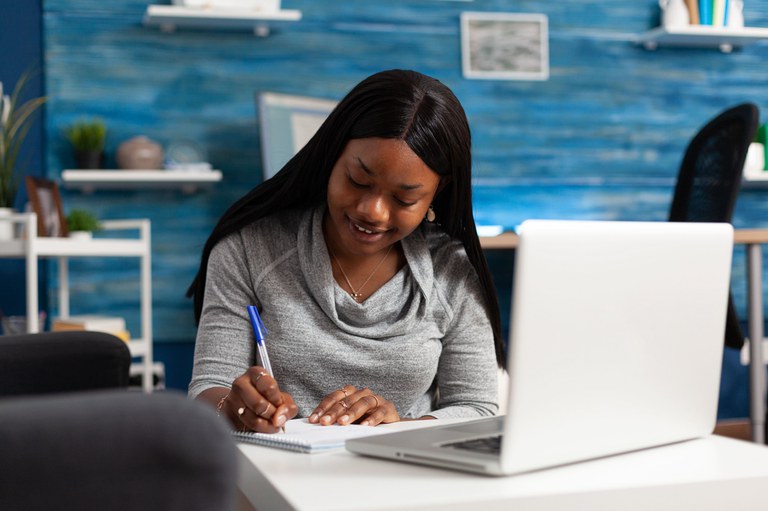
[355,224,374,234]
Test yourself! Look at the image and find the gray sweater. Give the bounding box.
[188,204,498,419]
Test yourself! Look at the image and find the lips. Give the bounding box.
[346,216,388,243]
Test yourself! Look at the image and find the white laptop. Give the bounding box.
[346,219,733,476]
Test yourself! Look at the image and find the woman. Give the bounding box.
[188,69,504,434]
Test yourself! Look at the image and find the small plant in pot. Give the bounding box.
[64,118,107,169]
[66,208,102,240]
[0,70,46,240]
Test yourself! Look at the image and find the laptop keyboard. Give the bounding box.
[444,435,502,455]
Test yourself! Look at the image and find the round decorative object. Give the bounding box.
[166,139,206,166]
[116,136,164,170]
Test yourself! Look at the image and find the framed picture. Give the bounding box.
[461,12,549,81]
[25,176,68,237]
[258,92,337,181]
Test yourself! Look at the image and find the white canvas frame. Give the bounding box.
[258,92,337,181]
[461,12,549,81]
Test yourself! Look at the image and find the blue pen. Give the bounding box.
[247,305,284,432]
[247,305,274,377]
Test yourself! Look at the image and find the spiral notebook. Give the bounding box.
[232,418,404,454]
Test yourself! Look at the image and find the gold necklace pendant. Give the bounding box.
[329,244,394,302]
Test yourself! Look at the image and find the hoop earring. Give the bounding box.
[426,205,436,223]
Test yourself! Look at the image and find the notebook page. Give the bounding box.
[232,418,403,453]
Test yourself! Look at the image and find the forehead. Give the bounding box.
[339,138,440,189]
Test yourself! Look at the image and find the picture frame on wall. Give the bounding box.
[25,176,68,237]
[258,92,337,181]
[461,12,549,81]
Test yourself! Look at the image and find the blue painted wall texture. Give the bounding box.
[41,1,768,410]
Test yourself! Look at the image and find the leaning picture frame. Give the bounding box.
[460,12,549,81]
[25,176,68,237]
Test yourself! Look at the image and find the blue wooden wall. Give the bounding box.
[41,0,768,409]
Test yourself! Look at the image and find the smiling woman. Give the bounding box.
[187,69,504,438]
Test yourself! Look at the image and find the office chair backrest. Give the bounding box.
[0,391,238,511]
[0,330,131,397]
[669,102,759,223]
[668,102,759,350]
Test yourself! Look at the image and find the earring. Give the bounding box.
[426,205,436,223]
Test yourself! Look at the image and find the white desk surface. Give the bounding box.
[237,433,768,511]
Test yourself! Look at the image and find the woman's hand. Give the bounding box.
[308,385,399,426]
[220,366,298,433]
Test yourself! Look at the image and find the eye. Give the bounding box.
[394,196,417,207]
[348,175,368,189]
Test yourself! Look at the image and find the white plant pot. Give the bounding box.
[0,207,14,241]
[68,230,93,241]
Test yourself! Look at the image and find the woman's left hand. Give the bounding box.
[308,385,399,426]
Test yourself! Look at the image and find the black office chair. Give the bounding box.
[0,330,131,396]
[669,102,760,350]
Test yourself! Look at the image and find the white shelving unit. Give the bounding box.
[61,169,222,194]
[638,25,768,53]
[0,213,157,392]
[143,5,302,36]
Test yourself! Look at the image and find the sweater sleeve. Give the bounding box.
[188,233,258,399]
[428,257,499,419]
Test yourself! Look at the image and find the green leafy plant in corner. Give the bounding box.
[64,118,107,152]
[0,69,47,208]
[66,209,102,233]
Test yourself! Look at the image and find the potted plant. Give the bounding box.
[0,70,46,239]
[64,118,107,169]
[65,208,102,240]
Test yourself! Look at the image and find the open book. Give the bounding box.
[233,418,435,454]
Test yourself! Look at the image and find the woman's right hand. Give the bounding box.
[219,366,298,433]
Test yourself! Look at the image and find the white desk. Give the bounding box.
[237,434,768,511]
[479,229,768,444]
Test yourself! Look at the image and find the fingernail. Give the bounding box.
[361,420,369,426]
[276,414,287,427]
[309,413,318,423]
[320,415,332,425]
[339,414,349,424]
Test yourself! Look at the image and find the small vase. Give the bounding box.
[0,207,14,241]
[660,0,690,28]
[68,230,93,241]
[727,0,744,28]
[75,150,106,169]
[116,136,164,170]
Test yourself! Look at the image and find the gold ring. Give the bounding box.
[237,407,246,416]
[370,395,380,408]
[260,402,271,416]
[254,371,268,383]
[340,400,349,409]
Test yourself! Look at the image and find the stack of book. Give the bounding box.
[684,0,740,26]
[51,315,130,343]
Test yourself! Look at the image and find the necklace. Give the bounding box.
[329,244,394,302]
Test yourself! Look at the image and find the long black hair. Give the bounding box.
[187,69,505,367]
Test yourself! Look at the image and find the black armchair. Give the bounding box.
[0,391,238,511]
[0,330,130,396]
[0,331,239,510]
[669,102,760,350]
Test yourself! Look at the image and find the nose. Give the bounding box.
[356,193,389,225]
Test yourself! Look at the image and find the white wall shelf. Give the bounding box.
[61,169,222,194]
[143,5,302,36]
[0,213,156,392]
[638,25,768,53]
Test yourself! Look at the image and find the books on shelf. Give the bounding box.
[694,0,735,26]
[51,315,130,342]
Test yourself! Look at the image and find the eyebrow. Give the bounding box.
[356,157,423,191]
